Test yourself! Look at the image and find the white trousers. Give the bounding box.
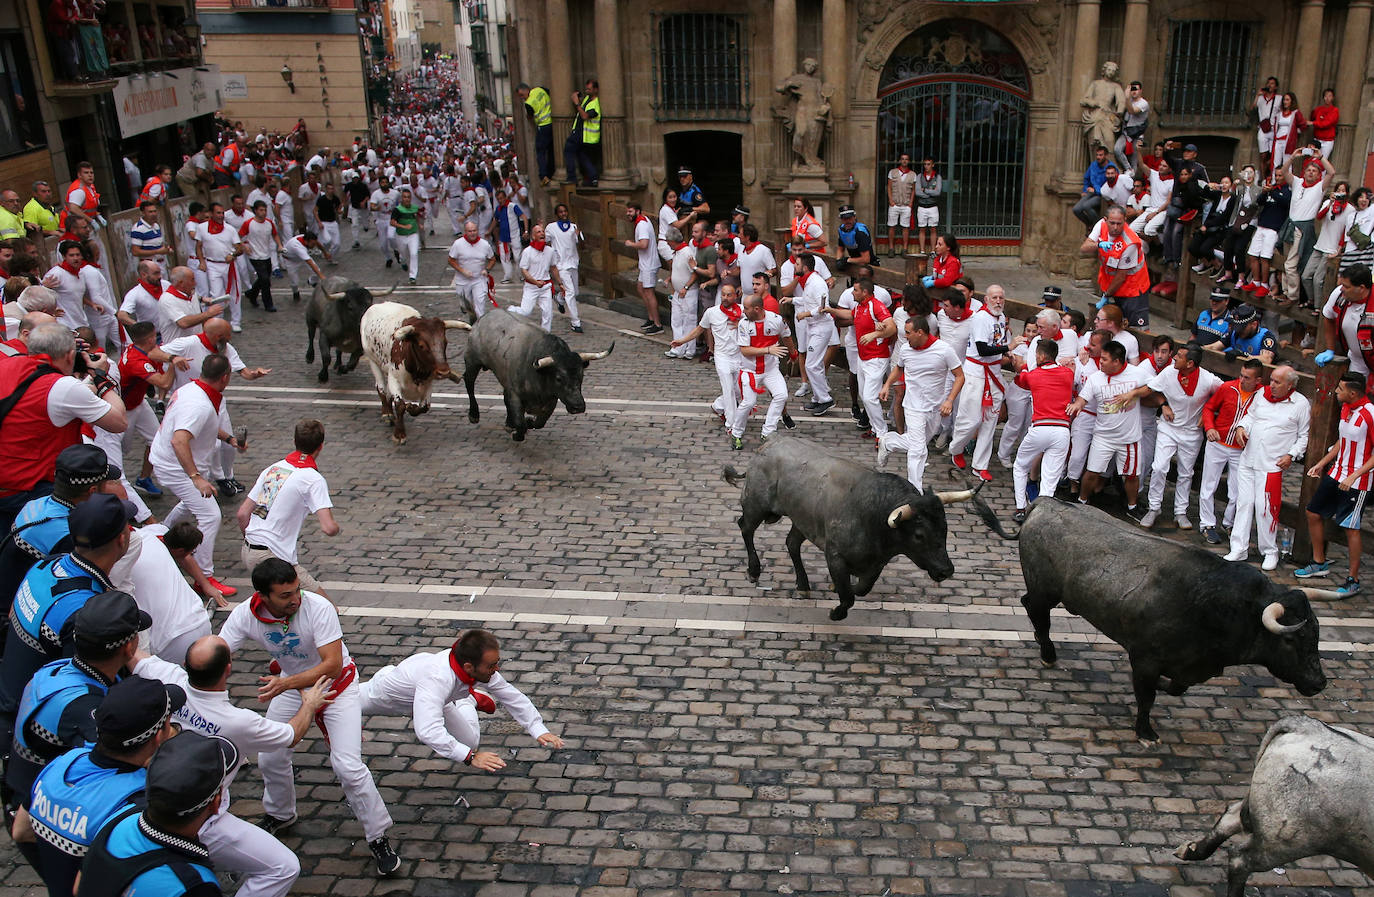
[446,201,465,234]
[319,221,341,258]
[396,232,420,279]
[668,287,699,357]
[804,324,834,403]
[260,684,392,842]
[1198,441,1243,529]
[211,404,234,481]
[880,407,941,492]
[498,240,521,281]
[455,279,490,319]
[155,466,221,575]
[710,358,740,426]
[1230,465,1284,558]
[731,368,786,437]
[279,210,295,239]
[1147,425,1204,515]
[200,810,300,897]
[360,675,481,752]
[154,618,211,668]
[193,264,210,298]
[88,428,151,522]
[557,265,581,326]
[511,284,553,331]
[205,260,241,327]
[1014,424,1071,509]
[374,216,394,260]
[857,356,891,437]
[998,387,1031,466]
[949,361,1005,469]
[1067,412,1097,481]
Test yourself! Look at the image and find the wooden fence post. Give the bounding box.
[600,194,617,301]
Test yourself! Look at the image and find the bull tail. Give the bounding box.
[723,466,746,488]
[970,492,1018,540]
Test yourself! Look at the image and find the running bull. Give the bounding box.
[305,277,395,383]
[361,301,470,445]
[461,308,612,441]
[722,435,994,621]
[1017,501,1332,741]
[1176,715,1374,897]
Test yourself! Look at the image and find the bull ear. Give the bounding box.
[532,355,556,369]
[1261,601,1305,635]
[443,320,472,330]
[886,503,915,528]
[396,325,416,340]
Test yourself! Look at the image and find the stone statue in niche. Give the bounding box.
[775,57,833,170]
[1081,60,1125,152]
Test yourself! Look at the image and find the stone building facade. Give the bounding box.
[513,0,1373,268]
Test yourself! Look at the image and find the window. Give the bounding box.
[652,13,748,121]
[0,33,44,159]
[1163,20,1260,126]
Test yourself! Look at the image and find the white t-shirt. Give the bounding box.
[1106,329,1140,363]
[657,204,678,242]
[737,243,776,288]
[45,265,88,328]
[1289,175,1328,221]
[547,221,580,269]
[699,304,743,366]
[46,377,113,427]
[1323,288,1370,375]
[1079,366,1149,442]
[519,244,556,285]
[1314,205,1354,254]
[238,218,279,260]
[779,255,831,292]
[197,224,240,264]
[735,311,792,377]
[370,187,400,216]
[964,307,1008,362]
[109,524,211,651]
[282,235,313,264]
[670,245,696,291]
[149,380,222,475]
[1147,364,1223,432]
[119,281,167,323]
[243,459,332,564]
[220,589,352,678]
[157,290,202,343]
[449,236,494,285]
[1028,331,1080,369]
[634,217,657,271]
[894,337,962,414]
[935,305,983,359]
[161,335,244,392]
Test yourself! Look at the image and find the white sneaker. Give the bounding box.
[997,455,1012,469]
[1137,509,1158,528]
[876,435,890,468]
[795,383,812,398]
[1262,553,1279,571]
[1175,515,1193,530]
[1223,549,1247,562]
[230,323,243,333]
[933,432,951,451]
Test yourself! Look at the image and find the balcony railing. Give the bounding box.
[229,0,331,10]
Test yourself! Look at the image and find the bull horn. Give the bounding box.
[1297,586,1349,602]
[443,320,472,330]
[886,504,915,529]
[379,283,400,296]
[533,355,556,369]
[395,324,415,340]
[578,343,614,362]
[935,489,976,505]
[326,291,348,300]
[1261,601,1306,635]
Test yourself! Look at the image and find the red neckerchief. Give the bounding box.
[692,237,711,249]
[193,378,223,412]
[530,240,547,251]
[1158,172,1174,182]
[448,651,496,713]
[634,214,648,227]
[84,260,101,270]
[284,450,317,469]
[206,220,225,234]
[248,592,291,626]
[721,252,737,266]
[1262,385,1290,403]
[1302,175,1321,189]
[197,332,217,354]
[1178,365,1201,396]
[947,306,973,323]
[165,286,190,302]
[1146,356,1167,373]
[898,164,910,173]
[1327,200,1348,218]
[464,233,481,244]
[721,303,742,323]
[139,279,162,298]
[59,261,82,276]
[744,240,760,253]
[922,172,936,184]
[671,241,688,251]
[797,271,812,288]
[913,334,938,350]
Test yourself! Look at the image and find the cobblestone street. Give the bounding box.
[4,222,1373,896]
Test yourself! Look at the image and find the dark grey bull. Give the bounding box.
[1017,501,1333,741]
[305,278,394,382]
[722,436,990,621]
[461,309,612,441]
[1176,715,1374,897]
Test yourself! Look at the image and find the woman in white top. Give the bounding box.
[1344,187,1374,271]
[657,187,695,261]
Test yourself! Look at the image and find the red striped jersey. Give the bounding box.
[1331,398,1374,489]
[736,311,790,375]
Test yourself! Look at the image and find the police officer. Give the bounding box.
[1224,303,1278,364]
[677,168,709,217]
[27,675,184,897]
[835,205,874,272]
[0,494,135,754]
[1193,287,1233,348]
[516,83,555,184]
[0,445,121,627]
[77,731,235,897]
[6,592,151,854]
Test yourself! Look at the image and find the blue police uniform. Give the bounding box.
[1229,326,1278,357]
[0,495,75,621]
[7,658,111,806]
[1193,308,1231,346]
[679,183,706,210]
[31,746,147,897]
[837,222,873,258]
[76,808,220,897]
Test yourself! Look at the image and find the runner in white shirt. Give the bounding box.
[108,522,211,663]
[789,254,837,412]
[359,629,563,772]
[239,202,284,312]
[448,220,497,319]
[730,295,794,447]
[1024,308,1080,368]
[1134,335,1175,487]
[829,274,893,431]
[194,204,244,331]
[778,246,832,297]
[272,183,294,239]
[672,283,746,428]
[369,177,401,266]
[736,225,777,290]
[183,207,210,296]
[546,205,583,331]
[443,168,466,235]
[625,204,663,333]
[156,267,223,343]
[117,261,168,328]
[1226,365,1311,568]
[1068,340,1150,510]
[134,639,331,897]
[281,232,326,301]
[948,285,1009,477]
[877,317,964,492]
[44,241,97,328]
[997,323,1037,468]
[219,557,401,876]
[511,223,562,332]
[1065,330,1106,490]
[666,232,699,358]
[236,418,338,595]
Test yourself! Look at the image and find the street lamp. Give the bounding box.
[280,63,295,93]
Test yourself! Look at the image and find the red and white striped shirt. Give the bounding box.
[736,311,790,375]
[1330,398,1374,489]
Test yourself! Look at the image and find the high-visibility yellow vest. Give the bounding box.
[580,95,601,144]
[526,86,552,127]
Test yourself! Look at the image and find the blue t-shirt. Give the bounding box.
[1193,308,1230,345]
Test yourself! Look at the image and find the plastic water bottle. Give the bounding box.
[1278,526,1294,557]
[847,173,855,190]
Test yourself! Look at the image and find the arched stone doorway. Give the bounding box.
[877,19,1030,245]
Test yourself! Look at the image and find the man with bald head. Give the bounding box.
[156,265,224,342]
[0,311,55,355]
[1226,365,1311,569]
[134,635,331,897]
[117,259,169,329]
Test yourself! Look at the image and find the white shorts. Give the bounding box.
[639,265,658,288]
[1257,129,1274,153]
[887,205,911,228]
[917,206,940,228]
[1087,438,1141,477]
[1249,226,1279,259]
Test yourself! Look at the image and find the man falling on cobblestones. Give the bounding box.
[359,628,563,774]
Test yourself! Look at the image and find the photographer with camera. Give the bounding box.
[0,322,126,534]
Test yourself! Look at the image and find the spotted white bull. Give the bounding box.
[360,301,470,445]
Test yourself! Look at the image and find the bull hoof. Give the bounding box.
[380,413,394,424]
[318,370,329,383]
[1136,725,1159,744]
[468,412,480,424]
[1174,842,1198,861]
[305,349,314,362]
[746,571,760,585]
[511,431,526,442]
[829,606,848,621]
[391,435,407,446]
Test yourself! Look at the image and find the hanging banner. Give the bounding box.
[112,64,223,138]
